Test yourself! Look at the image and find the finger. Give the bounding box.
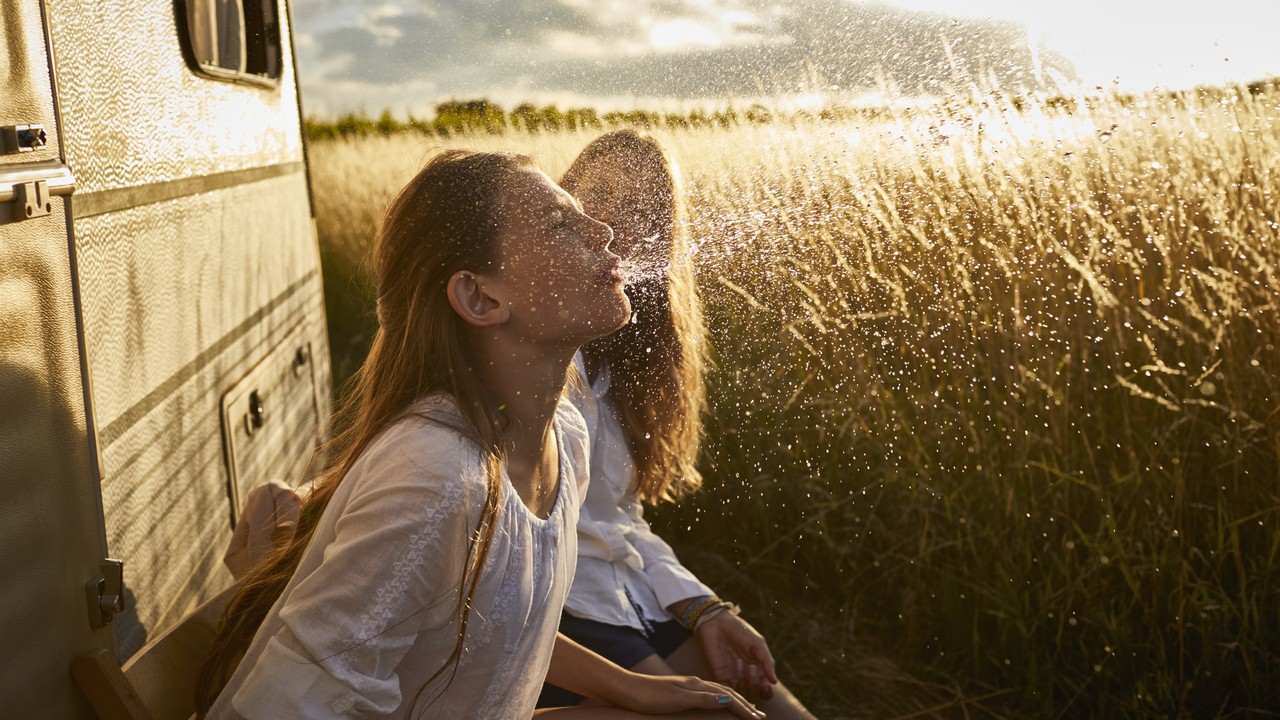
[754,680,775,701]
[708,653,738,688]
[698,689,765,719]
[751,641,779,684]
[747,664,774,700]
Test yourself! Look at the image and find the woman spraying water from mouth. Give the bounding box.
[539,131,816,718]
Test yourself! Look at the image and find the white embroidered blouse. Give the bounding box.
[562,357,714,631]
[207,394,590,719]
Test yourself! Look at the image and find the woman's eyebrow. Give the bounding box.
[546,196,582,216]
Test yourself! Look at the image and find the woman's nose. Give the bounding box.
[590,216,615,251]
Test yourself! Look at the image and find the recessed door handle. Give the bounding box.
[244,390,265,435]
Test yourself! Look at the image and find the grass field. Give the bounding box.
[308,86,1280,719]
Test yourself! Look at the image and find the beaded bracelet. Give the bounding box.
[692,601,740,631]
[676,595,719,629]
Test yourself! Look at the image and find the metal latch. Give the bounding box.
[85,559,126,629]
[2,124,47,154]
[12,180,53,220]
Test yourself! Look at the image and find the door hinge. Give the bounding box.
[12,180,53,220]
[0,163,76,219]
[85,559,125,629]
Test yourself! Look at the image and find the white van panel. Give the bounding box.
[47,0,303,193]
[3,3,111,714]
[73,174,316,425]
[73,172,328,655]
[40,0,330,660]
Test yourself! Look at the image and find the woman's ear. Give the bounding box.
[447,271,510,327]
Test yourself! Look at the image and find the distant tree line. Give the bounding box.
[303,99,874,139]
[304,80,1279,140]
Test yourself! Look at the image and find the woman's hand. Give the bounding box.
[695,613,778,701]
[606,672,765,719]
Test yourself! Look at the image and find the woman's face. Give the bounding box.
[569,155,672,263]
[486,168,631,346]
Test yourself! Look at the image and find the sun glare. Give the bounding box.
[648,19,723,52]
[878,0,1280,91]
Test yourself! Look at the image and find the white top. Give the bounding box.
[563,357,713,631]
[208,394,590,719]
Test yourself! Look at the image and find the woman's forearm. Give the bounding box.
[546,633,765,718]
[545,632,632,705]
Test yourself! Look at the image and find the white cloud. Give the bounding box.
[648,19,724,51]
[358,3,406,45]
[542,29,648,58]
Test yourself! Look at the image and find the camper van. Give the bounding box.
[2,0,329,716]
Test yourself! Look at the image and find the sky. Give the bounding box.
[888,1,1279,91]
[291,0,1280,118]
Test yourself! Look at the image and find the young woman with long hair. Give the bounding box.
[539,131,816,719]
[195,150,762,719]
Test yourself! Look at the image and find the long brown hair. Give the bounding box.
[560,130,707,503]
[195,150,533,714]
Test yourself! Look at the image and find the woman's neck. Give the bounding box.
[479,351,567,438]
[473,341,572,514]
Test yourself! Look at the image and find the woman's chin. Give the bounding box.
[580,296,632,343]
[608,294,633,332]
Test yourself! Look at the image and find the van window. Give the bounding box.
[181,0,282,84]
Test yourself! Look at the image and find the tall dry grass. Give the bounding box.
[308,87,1280,719]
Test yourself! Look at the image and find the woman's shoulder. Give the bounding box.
[350,394,487,492]
[555,395,591,498]
[555,394,589,448]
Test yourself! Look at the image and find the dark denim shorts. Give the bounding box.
[536,612,693,708]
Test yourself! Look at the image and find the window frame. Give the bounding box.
[175,0,284,89]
